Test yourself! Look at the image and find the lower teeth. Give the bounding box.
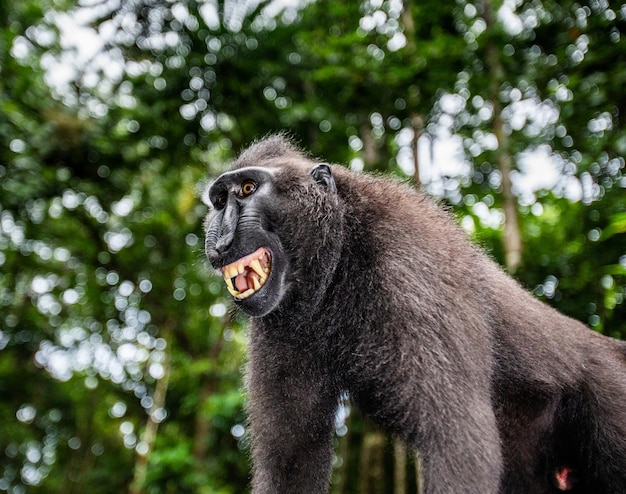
[234,288,256,300]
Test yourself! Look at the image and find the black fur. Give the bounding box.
[203,135,626,494]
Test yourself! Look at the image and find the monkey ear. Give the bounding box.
[310,164,337,194]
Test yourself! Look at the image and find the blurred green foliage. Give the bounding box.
[0,0,624,493]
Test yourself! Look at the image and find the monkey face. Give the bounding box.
[204,167,290,317]
[203,162,341,318]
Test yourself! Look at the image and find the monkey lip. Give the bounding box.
[220,247,271,301]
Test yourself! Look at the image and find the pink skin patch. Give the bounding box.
[554,466,576,491]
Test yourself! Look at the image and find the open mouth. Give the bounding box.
[220,247,271,300]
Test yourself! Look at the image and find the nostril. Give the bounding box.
[215,234,234,255]
[205,202,237,262]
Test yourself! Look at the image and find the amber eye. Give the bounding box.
[241,180,257,196]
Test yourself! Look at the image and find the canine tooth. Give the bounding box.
[226,286,239,298]
[253,276,261,291]
[250,259,266,279]
[224,278,239,297]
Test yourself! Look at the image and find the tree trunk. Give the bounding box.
[358,430,385,494]
[192,325,225,474]
[415,451,424,494]
[129,327,171,494]
[361,121,379,169]
[480,0,523,273]
[410,114,424,187]
[334,412,351,494]
[192,380,213,462]
[393,439,407,494]
[400,0,424,188]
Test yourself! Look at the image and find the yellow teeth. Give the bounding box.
[225,278,235,292]
[235,288,256,300]
[250,259,267,280]
[223,264,238,280]
[220,247,271,301]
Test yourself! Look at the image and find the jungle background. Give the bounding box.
[1,0,625,492]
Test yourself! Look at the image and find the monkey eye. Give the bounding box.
[239,180,257,197]
[214,191,227,209]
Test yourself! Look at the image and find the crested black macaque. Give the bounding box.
[203,135,626,494]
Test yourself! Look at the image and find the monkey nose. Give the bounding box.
[206,234,233,265]
[206,247,220,264]
[215,235,233,255]
[215,231,234,255]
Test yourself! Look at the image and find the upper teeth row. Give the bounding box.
[222,259,268,281]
